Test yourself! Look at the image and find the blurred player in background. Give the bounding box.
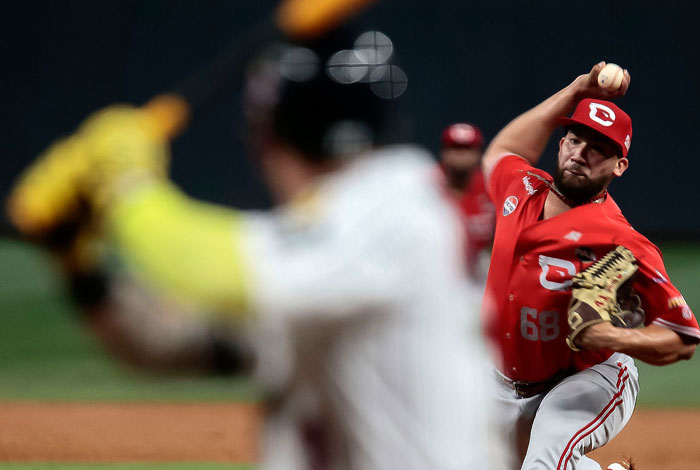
[440,123,495,281]
[7,30,496,470]
[481,62,699,469]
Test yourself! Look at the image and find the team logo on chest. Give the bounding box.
[503,196,519,216]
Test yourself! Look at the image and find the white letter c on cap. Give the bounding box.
[588,102,616,127]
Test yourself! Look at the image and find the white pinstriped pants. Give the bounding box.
[493,353,639,470]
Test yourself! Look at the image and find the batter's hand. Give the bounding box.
[571,61,631,101]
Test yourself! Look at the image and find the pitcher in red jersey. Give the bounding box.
[481,62,699,470]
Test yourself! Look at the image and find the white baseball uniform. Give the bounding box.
[108,145,497,470]
[245,145,494,470]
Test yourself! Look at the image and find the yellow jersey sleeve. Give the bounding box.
[107,181,251,315]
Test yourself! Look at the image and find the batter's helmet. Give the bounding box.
[243,29,408,162]
[440,123,484,149]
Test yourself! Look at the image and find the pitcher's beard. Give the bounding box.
[553,163,610,205]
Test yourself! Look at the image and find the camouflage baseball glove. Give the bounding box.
[566,246,645,351]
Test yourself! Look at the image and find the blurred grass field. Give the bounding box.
[0,237,698,406]
[0,238,258,402]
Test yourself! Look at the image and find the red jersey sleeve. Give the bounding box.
[632,244,700,342]
[485,155,533,207]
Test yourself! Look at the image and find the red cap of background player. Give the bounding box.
[557,99,633,157]
[441,123,484,149]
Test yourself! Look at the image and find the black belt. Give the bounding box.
[500,369,575,399]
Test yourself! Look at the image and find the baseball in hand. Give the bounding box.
[597,63,625,90]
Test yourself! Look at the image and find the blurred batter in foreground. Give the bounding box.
[8,30,495,470]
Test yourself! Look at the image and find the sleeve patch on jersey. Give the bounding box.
[668,296,688,309]
[653,318,700,339]
[683,306,694,320]
[503,196,519,216]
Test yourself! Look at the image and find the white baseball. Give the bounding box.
[597,63,625,90]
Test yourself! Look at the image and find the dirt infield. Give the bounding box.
[0,403,698,469]
[0,403,260,462]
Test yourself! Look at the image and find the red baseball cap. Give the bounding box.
[557,99,632,157]
[441,123,484,149]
